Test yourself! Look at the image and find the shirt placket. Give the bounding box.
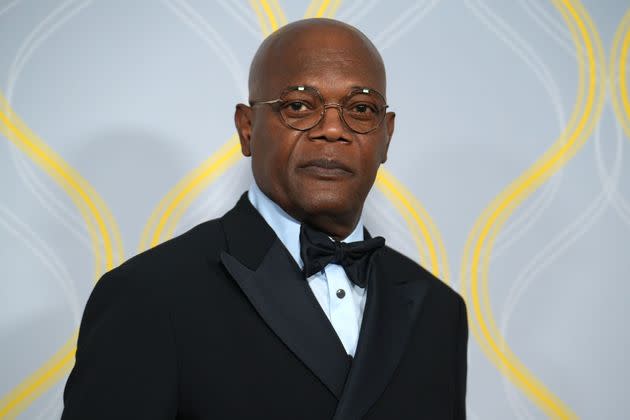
[325,264,359,356]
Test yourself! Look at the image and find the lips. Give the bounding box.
[298,158,354,178]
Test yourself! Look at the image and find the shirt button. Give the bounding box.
[336,289,346,299]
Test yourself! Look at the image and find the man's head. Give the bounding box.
[235,18,395,239]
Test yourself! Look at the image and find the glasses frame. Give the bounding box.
[249,85,390,134]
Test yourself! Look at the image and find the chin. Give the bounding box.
[294,186,357,216]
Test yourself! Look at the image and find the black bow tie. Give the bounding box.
[299,223,385,288]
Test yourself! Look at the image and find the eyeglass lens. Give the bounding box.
[278,87,386,133]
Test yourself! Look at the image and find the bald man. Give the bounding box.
[62,19,468,420]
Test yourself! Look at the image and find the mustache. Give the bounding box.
[299,158,353,173]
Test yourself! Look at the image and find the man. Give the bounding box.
[62,18,467,420]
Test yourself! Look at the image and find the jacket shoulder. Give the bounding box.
[118,218,226,275]
[87,218,227,307]
[381,245,464,307]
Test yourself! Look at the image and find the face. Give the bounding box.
[235,27,395,233]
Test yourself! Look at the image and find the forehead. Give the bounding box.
[259,33,385,98]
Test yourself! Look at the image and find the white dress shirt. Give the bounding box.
[247,182,368,356]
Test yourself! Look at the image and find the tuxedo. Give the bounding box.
[61,193,468,419]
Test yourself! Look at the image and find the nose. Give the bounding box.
[308,104,352,142]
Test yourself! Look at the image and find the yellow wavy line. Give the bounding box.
[479,0,604,415]
[610,8,630,139]
[161,138,241,242]
[270,0,288,26]
[0,334,78,419]
[377,182,430,269]
[141,0,295,250]
[0,94,123,276]
[326,0,342,18]
[250,0,271,37]
[482,0,592,352]
[460,0,605,418]
[314,0,333,18]
[249,0,288,36]
[458,0,588,359]
[139,135,241,250]
[620,13,630,133]
[458,0,585,413]
[304,0,324,19]
[260,0,280,33]
[375,168,450,283]
[0,94,123,416]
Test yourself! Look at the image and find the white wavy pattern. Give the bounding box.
[500,110,626,420]
[31,384,63,420]
[464,0,569,273]
[178,158,253,234]
[6,0,96,260]
[217,0,261,40]
[0,206,81,323]
[0,206,79,420]
[2,1,95,418]
[337,0,379,25]
[605,49,630,225]
[519,0,574,57]
[2,1,625,418]
[364,188,428,264]
[161,0,252,234]
[0,0,21,18]
[373,0,442,52]
[162,0,248,100]
[595,115,630,226]
[462,0,585,417]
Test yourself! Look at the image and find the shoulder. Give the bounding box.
[121,218,226,274]
[87,218,227,308]
[118,218,225,278]
[380,245,465,308]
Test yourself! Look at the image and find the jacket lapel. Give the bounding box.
[332,249,431,420]
[217,194,350,399]
[216,194,431,415]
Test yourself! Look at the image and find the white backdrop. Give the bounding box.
[1,1,629,418]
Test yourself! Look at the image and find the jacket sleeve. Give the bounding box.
[454,295,469,420]
[61,268,178,419]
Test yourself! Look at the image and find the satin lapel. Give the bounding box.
[220,239,350,399]
[332,249,431,420]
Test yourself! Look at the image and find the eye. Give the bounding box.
[287,101,308,112]
[351,103,376,114]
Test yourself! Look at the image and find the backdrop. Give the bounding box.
[1,1,629,419]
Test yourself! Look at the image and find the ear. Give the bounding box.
[234,104,253,157]
[381,111,395,163]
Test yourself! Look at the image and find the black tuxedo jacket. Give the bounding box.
[61,193,468,419]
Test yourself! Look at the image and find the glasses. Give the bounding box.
[249,85,389,134]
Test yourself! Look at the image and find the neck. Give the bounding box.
[302,212,361,241]
[251,182,364,241]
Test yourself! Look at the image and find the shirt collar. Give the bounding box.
[247,182,364,269]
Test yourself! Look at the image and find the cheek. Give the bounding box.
[251,121,301,177]
[360,137,388,169]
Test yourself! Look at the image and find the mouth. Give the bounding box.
[298,158,354,179]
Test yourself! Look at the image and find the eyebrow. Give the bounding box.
[285,84,382,94]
